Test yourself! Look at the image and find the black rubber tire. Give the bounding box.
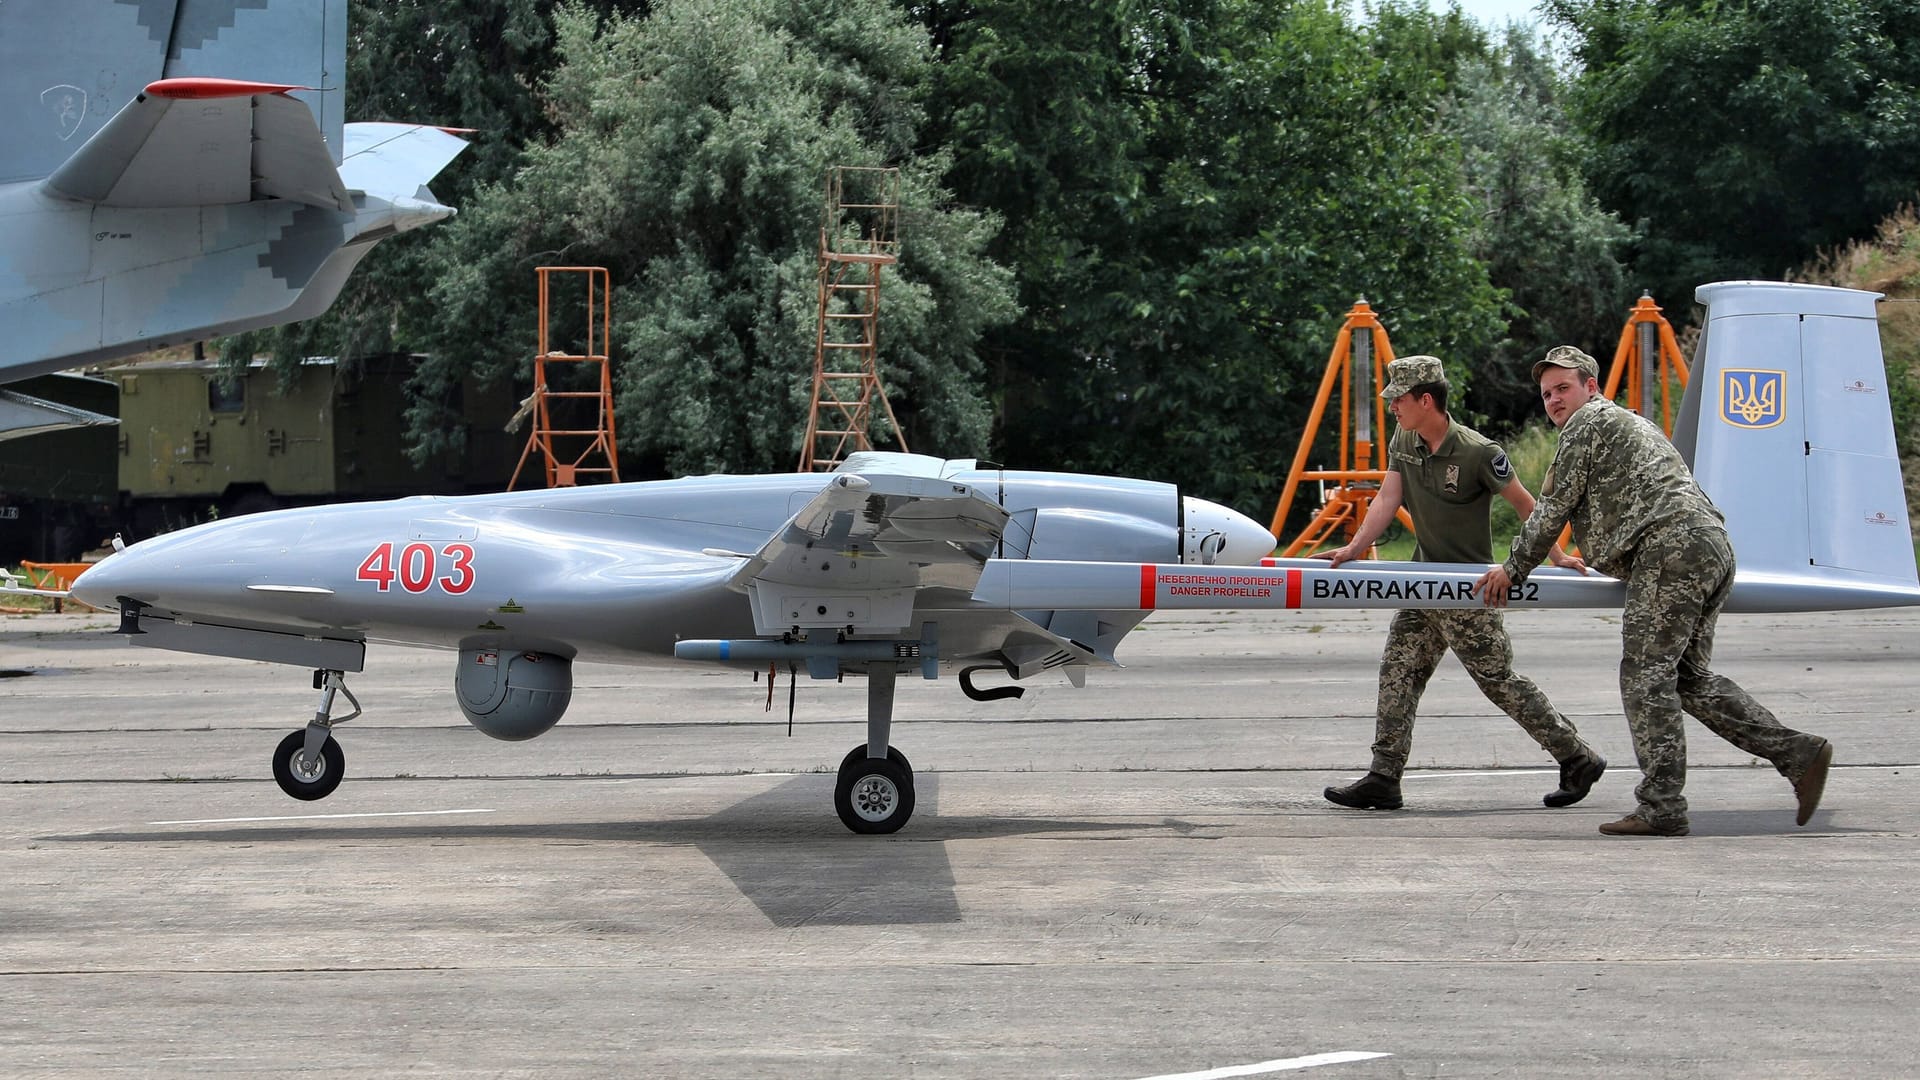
[272,729,344,801]
[834,750,915,834]
[837,744,913,785]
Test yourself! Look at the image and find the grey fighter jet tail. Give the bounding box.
[1,1,346,184]
[0,0,465,440]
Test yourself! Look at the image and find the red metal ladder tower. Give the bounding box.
[508,266,621,490]
[798,166,906,471]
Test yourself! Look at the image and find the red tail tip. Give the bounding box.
[144,77,313,100]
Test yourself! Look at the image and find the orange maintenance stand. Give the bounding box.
[1268,299,1415,557]
[1602,291,1690,436]
[12,561,98,613]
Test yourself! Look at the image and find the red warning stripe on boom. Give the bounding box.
[1137,564,1302,609]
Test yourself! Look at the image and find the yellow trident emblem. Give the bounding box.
[1721,369,1786,429]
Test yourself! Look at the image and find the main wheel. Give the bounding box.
[837,744,913,786]
[272,729,345,801]
[834,749,915,835]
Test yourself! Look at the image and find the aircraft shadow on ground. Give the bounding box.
[41,774,1174,927]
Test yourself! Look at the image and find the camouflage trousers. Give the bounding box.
[1619,526,1828,827]
[1368,606,1592,779]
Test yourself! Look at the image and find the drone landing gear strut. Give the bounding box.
[271,669,361,801]
[833,665,917,834]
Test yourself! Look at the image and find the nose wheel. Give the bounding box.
[270,669,359,801]
[272,729,344,800]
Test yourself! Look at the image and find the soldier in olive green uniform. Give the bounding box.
[1322,356,1606,812]
[1475,346,1833,837]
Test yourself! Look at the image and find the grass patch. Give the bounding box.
[1,567,59,613]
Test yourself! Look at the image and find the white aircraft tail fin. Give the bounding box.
[1677,281,1919,610]
[340,123,470,202]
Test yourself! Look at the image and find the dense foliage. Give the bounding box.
[1442,25,1635,424]
[220,0,1918,529]
[915,0,1512,511]
[400,0,1015,475]
[1545,0,1920,308]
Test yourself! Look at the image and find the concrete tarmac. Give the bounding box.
[2,603,1917,1078]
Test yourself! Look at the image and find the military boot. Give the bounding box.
[1793,740,1833,826]
[1598,813,1688,837]
[1542,752,1607,808]
[1323,771,1403,810]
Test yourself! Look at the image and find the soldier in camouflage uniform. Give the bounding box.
[1321,355,1607,812]
[1474,346,1834,837]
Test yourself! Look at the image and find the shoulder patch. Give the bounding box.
[1490,450,1513,481]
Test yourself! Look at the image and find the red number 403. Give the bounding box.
[356,542,475,595]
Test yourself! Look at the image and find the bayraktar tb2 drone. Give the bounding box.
[21,281,1918,833]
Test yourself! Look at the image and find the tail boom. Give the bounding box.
[974,559,1624,612]
[971,556,1920,614]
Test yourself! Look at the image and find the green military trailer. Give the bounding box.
[109,354,523,540]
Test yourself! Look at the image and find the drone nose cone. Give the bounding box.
[68,548,143,610]
[66,514,264,612]
[1181,497,1275,566]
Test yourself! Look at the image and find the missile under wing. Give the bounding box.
[0,0,467,440]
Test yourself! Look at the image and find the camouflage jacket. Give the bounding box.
[1503,397,1723,583]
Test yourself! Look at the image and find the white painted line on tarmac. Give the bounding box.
[147,808,497,826]
[1131,1051,1391,1080]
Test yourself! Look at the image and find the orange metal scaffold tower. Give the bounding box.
[1268,298,1416,556]
[798,166,907,472]
[508,266,620,490]
[1601,291,1690,435]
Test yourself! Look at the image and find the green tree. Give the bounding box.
[1443,26,1634,427]
[1364,0,1494,97]
[917,0,1506,514]
[1547,0,1920,306]
[413,0,1015,475]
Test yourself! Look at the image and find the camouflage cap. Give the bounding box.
[1532,345,1600,382]
[1380,355,1447,400]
